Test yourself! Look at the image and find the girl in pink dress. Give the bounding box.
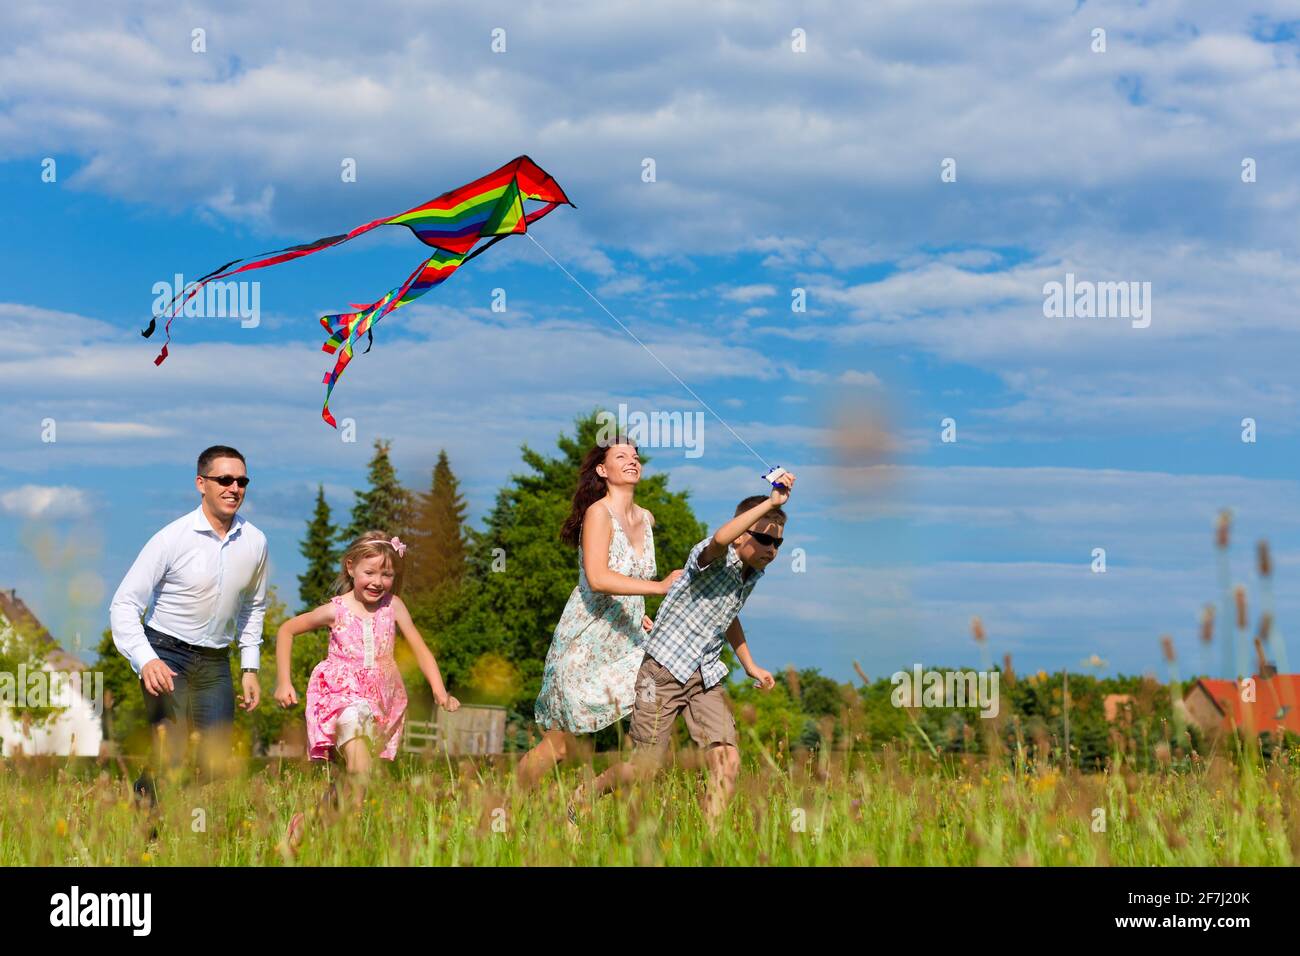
[274,531,458,846]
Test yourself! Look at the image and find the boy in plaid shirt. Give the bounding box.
[575,469,796,821]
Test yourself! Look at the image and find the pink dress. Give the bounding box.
[305,594,408,760]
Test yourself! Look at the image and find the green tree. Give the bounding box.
[94,627,148,753]
[231,586,320,754]
[298,484,339,611]
[0,609,59,736]
[341,438,413,545]
[729,679,807,755]
[774,667,853,749]
[406,450,470,599]
[778,667,845,718]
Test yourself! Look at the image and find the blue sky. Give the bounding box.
[1,1,1298,685]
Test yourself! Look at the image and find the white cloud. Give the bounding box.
[838,369,882,387]
[594,275,647,298]
[0,485,92,520]
[720,284,776,303]
[201,184,276,229]
[0,296,840,514]
[746,240,1300,437]
[63,421,177,440]
[2,2,1297,257]
[4,6,1296,445]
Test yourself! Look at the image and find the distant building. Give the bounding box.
[1183,674,1300,739]
[0,589,103,757]
[1103,694,1134,723]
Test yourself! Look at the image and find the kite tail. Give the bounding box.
[316,257,428,427]
[141,256,246,365]
[140,220,390,364]
[314,232,540,425]
[319,300,389,428]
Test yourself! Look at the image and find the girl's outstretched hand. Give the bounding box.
[437,693,461,713]
[274,681,299,708]
[642,614,654,632]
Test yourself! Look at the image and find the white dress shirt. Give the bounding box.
[110,505,269,675]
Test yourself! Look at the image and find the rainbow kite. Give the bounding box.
[144,156,573,426]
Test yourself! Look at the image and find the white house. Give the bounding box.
[0,589,103,757]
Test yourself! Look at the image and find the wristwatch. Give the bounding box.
[241,668,258,674]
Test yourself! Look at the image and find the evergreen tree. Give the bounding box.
[341,438,413,545]
[406,450,470,598]
[298,484,339,611]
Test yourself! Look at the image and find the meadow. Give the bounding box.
[3,742,1296,867]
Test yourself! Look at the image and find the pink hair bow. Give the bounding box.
[389,536,407,557]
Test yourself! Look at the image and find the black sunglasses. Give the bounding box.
[747,530,783,548]
[201,474,250,488]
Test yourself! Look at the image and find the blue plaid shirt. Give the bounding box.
[643,536,764,688]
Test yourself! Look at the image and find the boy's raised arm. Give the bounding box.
[698,470,796,568]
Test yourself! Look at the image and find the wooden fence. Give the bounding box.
[402,704,506,756]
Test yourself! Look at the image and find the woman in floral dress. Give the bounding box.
[516,438,682,789]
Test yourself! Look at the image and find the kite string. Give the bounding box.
[526,232,773,473]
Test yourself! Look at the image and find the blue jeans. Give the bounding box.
[134,626,235,802]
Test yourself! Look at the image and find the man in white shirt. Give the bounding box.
[110,445,268,800]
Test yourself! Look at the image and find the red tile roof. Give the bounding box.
[1186,675,1300,737]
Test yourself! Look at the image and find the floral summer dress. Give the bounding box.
[534,502,656,734]
[305,594,408,760]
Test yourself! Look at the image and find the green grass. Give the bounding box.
[3,743,1297,866]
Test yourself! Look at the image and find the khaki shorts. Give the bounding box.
[628,656,738,755]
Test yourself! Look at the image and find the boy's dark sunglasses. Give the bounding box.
[747,530,783,548]
[201,474,251,488]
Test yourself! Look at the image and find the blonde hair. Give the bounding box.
[332,530,406,597]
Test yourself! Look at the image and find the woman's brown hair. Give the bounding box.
[559,435,638,548]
